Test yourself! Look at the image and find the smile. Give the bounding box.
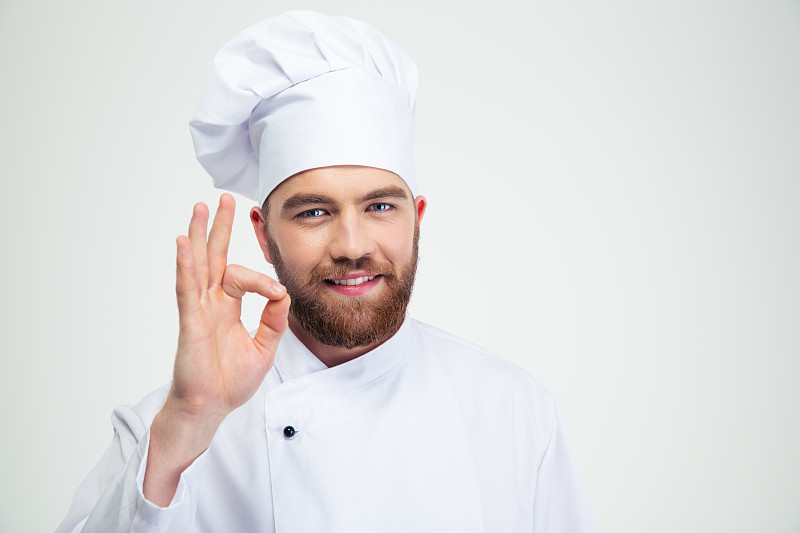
[326,275,377,286]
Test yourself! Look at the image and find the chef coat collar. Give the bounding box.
[265,316,415,417]
[272,327,328,381]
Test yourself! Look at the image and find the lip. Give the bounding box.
[323,273,383,296]
[326,271,378,281]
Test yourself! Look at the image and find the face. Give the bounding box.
[251,166,427,350]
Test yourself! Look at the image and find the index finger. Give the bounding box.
[207,194,236,288]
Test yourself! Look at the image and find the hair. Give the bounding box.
[260,196,270,222]
[259,195,272,238]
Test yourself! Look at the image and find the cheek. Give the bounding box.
[272,227,329,270]
[379,225,416,263]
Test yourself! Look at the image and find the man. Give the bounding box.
[57,11,596,532]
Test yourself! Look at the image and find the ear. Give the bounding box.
[249,206,274,265]
[414,195,427,226]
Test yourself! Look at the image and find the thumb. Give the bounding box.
[253,291,291,353]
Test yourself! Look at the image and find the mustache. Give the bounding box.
[308,256,394,283]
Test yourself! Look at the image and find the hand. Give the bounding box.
[168,193,289,422]
[144,194,289,506]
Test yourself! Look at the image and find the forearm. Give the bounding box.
[57,396,207,533]
[142,400,225,506]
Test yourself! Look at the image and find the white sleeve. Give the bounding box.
[531,400,597,533]
[55,397,208,532]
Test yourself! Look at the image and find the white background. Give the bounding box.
[1,1,799,531]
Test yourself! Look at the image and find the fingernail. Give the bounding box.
[273,282,285,293]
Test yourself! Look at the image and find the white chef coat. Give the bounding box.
[57,318,596,532]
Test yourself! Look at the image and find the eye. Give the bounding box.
[368,203,393,212]
[297,208,327,219]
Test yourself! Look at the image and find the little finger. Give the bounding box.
[188,202,210,288]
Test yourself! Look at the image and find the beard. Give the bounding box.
[267,226,419,350]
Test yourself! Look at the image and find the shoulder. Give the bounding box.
[408,318,559,458]
[409,319,556,413]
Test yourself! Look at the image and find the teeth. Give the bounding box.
[330,275,376,286]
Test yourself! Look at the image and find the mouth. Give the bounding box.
[324,275,381,286]
[322,273,384,296]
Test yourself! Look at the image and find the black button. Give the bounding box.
[283,425,296,439]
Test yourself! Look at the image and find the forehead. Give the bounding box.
[267,165,412,211]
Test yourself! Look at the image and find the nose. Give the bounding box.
[328,209,375,261]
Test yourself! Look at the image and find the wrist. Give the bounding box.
[143,403,225,506]
[153,398,226,454]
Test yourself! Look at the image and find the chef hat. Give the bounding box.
[189,10,419,206]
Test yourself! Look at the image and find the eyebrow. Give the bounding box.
[281,193,336,211]
[360,186,409,203]
[281,186,409,211]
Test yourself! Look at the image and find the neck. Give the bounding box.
[287,314,403,368]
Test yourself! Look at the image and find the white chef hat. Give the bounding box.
[189,10,419,206]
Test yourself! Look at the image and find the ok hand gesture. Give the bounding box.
[171,193,289,419]
[144,194,290,506]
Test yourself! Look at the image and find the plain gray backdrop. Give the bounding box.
[1,0,799,531]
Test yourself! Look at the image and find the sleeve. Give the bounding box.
[531,400,597,533]
[55,394,209,533]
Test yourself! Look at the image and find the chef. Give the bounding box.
[57,10,596,532]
